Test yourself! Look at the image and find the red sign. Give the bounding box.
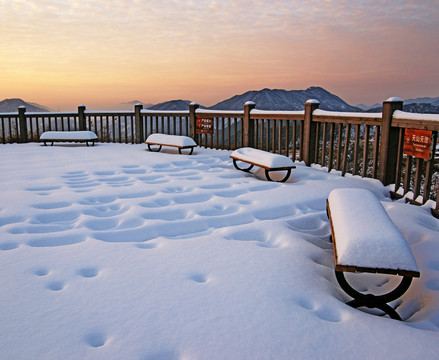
[196,118,213,134]
[403,129,432,160]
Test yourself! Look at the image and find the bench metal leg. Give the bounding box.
[178,147,194,155]
[335,270,413,320]
[147,144,162,152]
[265,169,291,182]
[232,159,254,172]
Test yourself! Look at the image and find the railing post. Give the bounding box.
[189,102,200,142]
[134,103,144,143]
[302,99,320,165]
[243,101,256,147]
[378,97,403,186]
[18,106,28,143]
[78,105,86,131]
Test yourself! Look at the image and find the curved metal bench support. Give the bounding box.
[43,140,95,147]
[147,144,162,152]
[178,147,194,155]
[335,270,413,320]
[265,169,291,182]
[232,159,254,172]
[147,144,194,154]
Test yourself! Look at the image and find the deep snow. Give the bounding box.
[0,143,438,360]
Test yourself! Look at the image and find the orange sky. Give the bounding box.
[1,0,439,110]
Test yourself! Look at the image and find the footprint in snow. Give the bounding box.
[84,332,107,348]
[78,267,100,278]
[47,280,65,291]
[0,242,19,251]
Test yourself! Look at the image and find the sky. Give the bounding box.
[1,0,439,110]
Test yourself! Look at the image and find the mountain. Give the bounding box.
[404,96,439,106]
[4,90,439,113]
[361,96,439,112]
[0,98,49,112]
[120,100,154,109]
[368,102,439,114]
[146,100,193,111]
[208,87,362,112]
[355,103,381,111]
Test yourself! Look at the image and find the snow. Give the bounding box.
[231,147,295,168]
[328,188,419,273]
[313,109,382,118]
[386,97,404,102]
[393,110,439,122]
[141,109,189,115]
[39,131,98,140]
[196,108,244,115]
[85,110,133,115]
[145,133,197,147]
[251,109,304,116]
[1,143,439,359]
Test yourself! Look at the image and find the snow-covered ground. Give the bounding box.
[1,143,438,360]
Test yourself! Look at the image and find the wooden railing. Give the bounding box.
[391,110,439,211]
[192,108,245,150]
[1,99,438,216]
[311,109,383,178]
[0,111,20,143]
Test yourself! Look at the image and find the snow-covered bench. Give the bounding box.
[230,147,296,182]
[145,133,197,155]
[326,188,420,320]
[40,131,98,146]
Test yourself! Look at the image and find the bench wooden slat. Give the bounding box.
[145,133,197,155]
[39,131,97,146]
[229,155,295,171]
[145,141,196,149]
[230,147,296,182]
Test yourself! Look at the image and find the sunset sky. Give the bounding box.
[1,0,439,110]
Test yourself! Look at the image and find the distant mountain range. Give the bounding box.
[208,87,361,112]
[120,100,154,109]
[367,102,439,114]
[146,100,195,111]
[139,87,439,113]
[0,98,50,112]
[2,88,439,113]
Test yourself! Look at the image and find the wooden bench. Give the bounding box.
[230,147,296,182]
[40,131,98,147]
[145,133,197,155]
[326,188,420,320]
